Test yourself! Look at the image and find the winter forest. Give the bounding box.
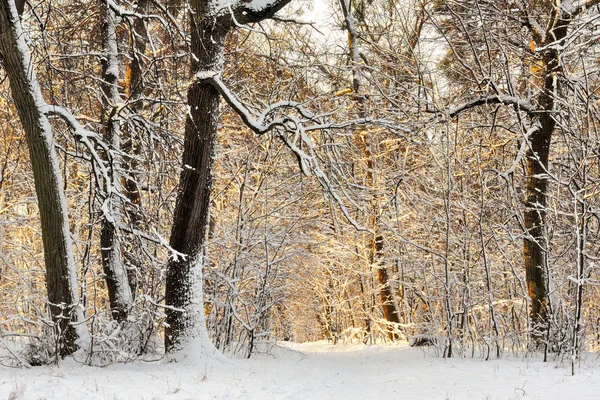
[1,0,600,397]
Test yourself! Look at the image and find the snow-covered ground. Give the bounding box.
[1,341,598,399]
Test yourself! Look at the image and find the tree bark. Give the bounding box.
[0,0,88,356]
[164,0,292,354]
[100,0,134,322]
[164,15,229,352]
[339,0,400,339]
[523,9,571,346]
[523,117,551,343]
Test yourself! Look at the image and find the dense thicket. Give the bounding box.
[0,0,599,372]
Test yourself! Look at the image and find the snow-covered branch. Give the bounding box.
[497,121,540,181]
[216,0,294,25]
[107,0,179,40]
[196,71,375,233]
[198,71,299,135]
[43,104,134,236]
[445,95,536,119]
[43,105,111,184]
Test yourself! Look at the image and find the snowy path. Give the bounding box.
[1,341,598,399]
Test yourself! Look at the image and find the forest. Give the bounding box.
[0,0,599,378]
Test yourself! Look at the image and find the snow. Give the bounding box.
[166,256,228,365]
[1,341,599,399]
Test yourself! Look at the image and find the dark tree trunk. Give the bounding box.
[523,12,571,346]
[523,118,552,342]
[163,0,291,354]
[0,0,87,356]
[164,16,230,352]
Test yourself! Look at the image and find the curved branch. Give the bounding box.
[196,70,373,233]
[445,95,537,119]
[214,0,294,27]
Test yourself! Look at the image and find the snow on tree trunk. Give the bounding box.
[99,0,134,322]
[165,0,293,357]
[164,15,229,356]
[0,0,89,356]
[121,0,150,296]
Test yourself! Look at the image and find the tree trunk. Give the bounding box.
[164,15,229,353]
[523,117,551,343]
[374,234,401,329]
[339,0,400,339]
[121,0,149,296]
[164,0,291,355]
[100,0,134,322]
[0,0,88,356]
[523,11,571,346]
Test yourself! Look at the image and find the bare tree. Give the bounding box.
[338,0,402,339]
[99,0,134,322]
[165,0,293,355]
[0,0,89,356]
[432,0,600,347]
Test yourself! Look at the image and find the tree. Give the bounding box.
[99,0,135,322]
[3,0,600,366]
[432,0,600,347]
[519,0,600,345]
[0,0,89,356]
[338,0,402,340]
[164,0,293,354]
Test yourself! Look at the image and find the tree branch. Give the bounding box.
[516,1,545,44]
[444,95,537,119]
[497,121,540,181]
[195,70,373,233]
[214,0,294,26]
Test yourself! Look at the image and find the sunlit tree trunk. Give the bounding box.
[339,0,400,339]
